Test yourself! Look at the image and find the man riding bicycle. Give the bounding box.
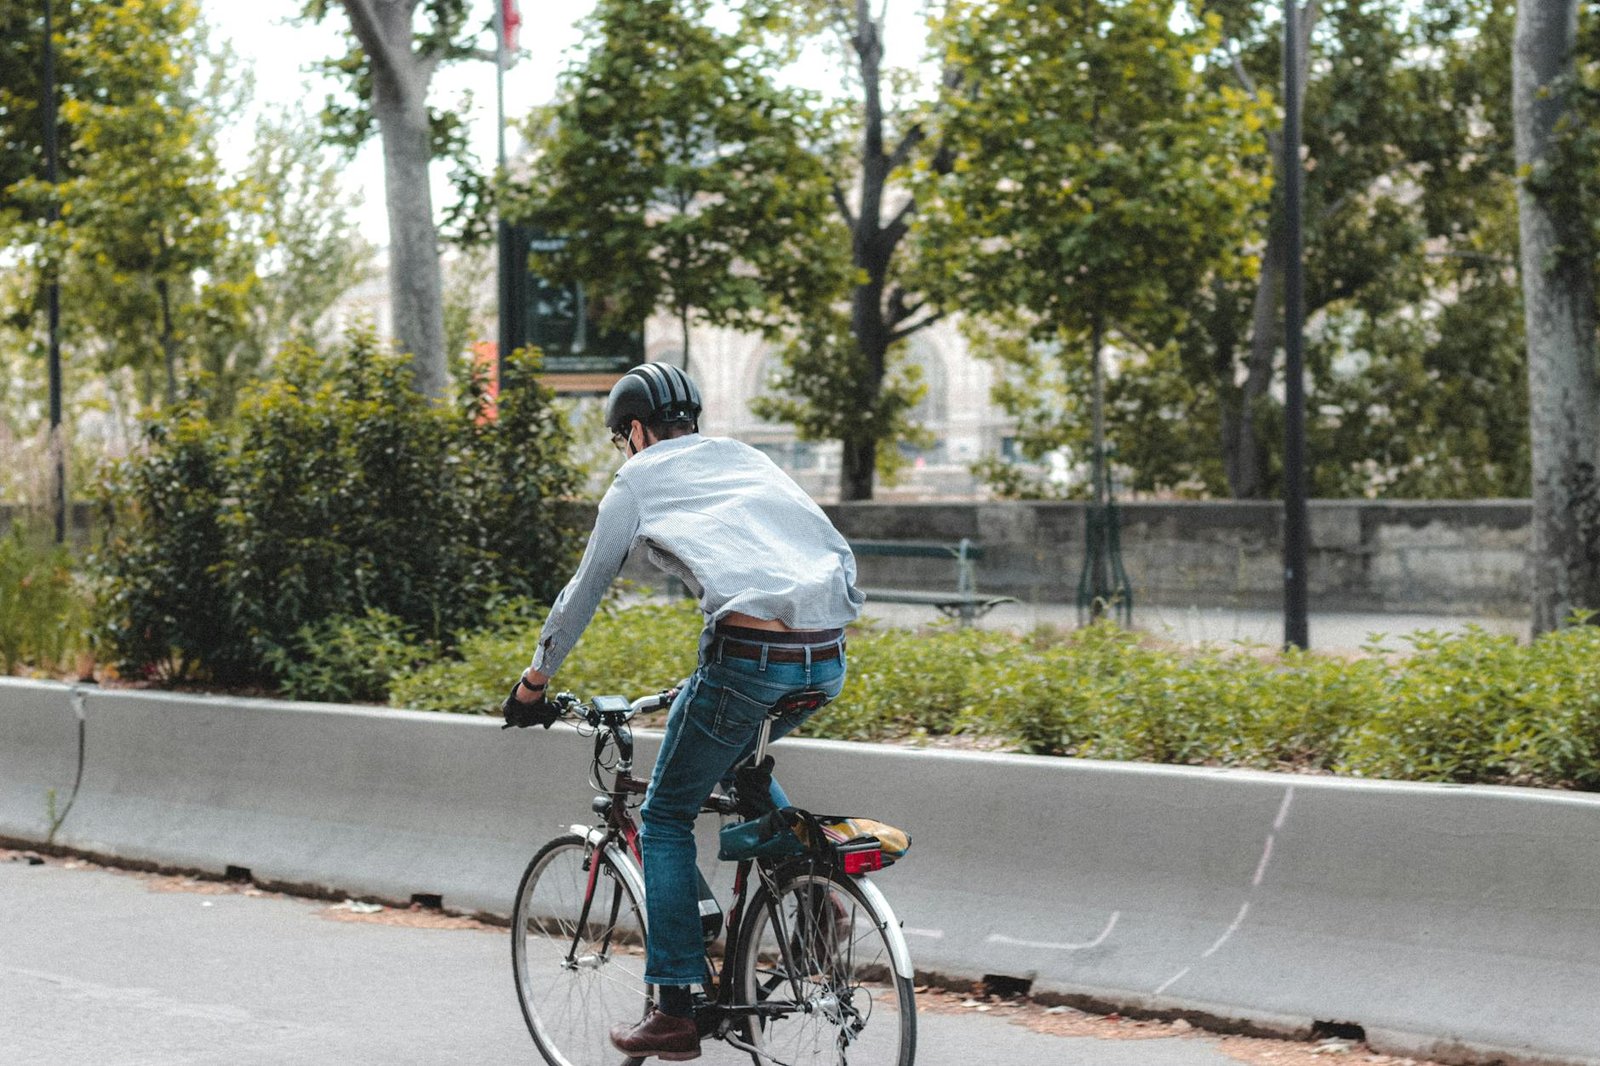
[503,362,864,1061]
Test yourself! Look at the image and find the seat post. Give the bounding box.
[751,716,775,766]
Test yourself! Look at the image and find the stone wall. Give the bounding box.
[0,503,96,547]
[581,499,1535,617]
[820,500,1532,616]
[14,498,1532,617]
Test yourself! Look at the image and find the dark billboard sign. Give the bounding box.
[499,225,643,388]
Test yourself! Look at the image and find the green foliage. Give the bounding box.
[1541,2,1600,278]
[923,0,1270,340]
[94,332,583,683]
[953,0,1532,501]
[391,599,701,714]
[807,623,1007,740]
[2,0,374,491]
[390,601,1600,791]
[921,0,1269,500]
[748,312,931,485]
[262,609,429,704]
[1340,624,1600,787]
[0,524,88,673]
[508,0,848,363]
[299,0,491,245]
[93,402,244,680]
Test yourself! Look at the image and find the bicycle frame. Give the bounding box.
[566,699,835,1032]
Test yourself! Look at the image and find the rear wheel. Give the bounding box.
[511,833,651,1066]
[734,866,916,1066]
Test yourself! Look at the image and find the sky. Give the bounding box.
[202,1,935,250]
[203,0,595,247]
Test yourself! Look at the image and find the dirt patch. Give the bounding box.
[319,900,497,932]
[2,846,498,932]
[914,985,1441,1064]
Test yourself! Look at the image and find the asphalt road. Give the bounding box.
[0,854,1280,1066]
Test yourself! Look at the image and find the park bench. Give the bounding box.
[849,537,1016,626]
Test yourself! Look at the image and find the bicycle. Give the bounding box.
[509,687,916,1066]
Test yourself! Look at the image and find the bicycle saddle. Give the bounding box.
[768,689,830,718]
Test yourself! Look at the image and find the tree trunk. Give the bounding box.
[1223,0,1320,500]
[840,436,876,501]
[679,303,692,375]
[157,276,178,406]
[344,0,448,399]
[832,0,943,500]
[1227,234,1281,497]
[1513,0,1600,633]
[841,0,891,502]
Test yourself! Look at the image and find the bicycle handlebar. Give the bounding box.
[546,687,678,729]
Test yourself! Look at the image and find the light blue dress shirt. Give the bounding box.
[529,434,864,677]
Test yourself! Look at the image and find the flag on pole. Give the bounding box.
[501,0,522,55]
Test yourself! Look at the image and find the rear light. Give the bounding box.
[842,849,884,874]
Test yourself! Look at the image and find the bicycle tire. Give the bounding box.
[733,864,916,1066]
[511,833,651,1066]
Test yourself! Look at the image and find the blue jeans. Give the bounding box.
[639,640,846,987]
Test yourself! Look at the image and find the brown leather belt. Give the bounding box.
[714,625,844,664]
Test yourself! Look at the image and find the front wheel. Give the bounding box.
[734,866,916,1066]
[511,833,651,1066]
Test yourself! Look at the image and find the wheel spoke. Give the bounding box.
[512,837,650,1066]
[734,870,914,1066]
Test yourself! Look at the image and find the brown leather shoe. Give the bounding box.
[609,1008,701,1061]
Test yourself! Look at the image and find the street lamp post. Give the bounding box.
[494,0,516,382]
[1282,0,1310,650]
[43,0,66,545]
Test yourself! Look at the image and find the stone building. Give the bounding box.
[647,318,1015,502]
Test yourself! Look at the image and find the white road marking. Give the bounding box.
[985,911,1120,952]
[1274,785,1296,831]
[1201,902,1251,958]
[902,927,946,939]
[1150,784,1296,997]
[1252,834,1276,887]
[1152,967,1190,997]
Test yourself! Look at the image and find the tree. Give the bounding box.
[1200,0,1532,499]
[300,0,494,398]
[758,1,955,501]
[509,0,846,371]
[0,0,95,224]
[200,110,378,417]
[3,2,375,467]
[920,0,1270,499]
[3,0,244,407]
[960,1,1532,502]
[1514,0,1600,632]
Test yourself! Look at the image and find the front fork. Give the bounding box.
[564,828,629,969]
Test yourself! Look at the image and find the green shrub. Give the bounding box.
[1340,624,1600,788]
[374,597,1600,791]
[261,609,430,704]
[94,405,248,680]
[0,525,89,673]
[94,332,583,683]
[391,599,701,715]
[805,622,1008,741]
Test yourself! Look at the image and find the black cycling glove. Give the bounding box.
[501,681,561,729]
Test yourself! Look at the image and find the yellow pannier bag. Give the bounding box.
[803,817,911,865]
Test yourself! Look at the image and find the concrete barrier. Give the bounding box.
[0,679,82,841]
[1,678,1596,1065]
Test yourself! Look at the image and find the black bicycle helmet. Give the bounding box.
[604,363,702,435]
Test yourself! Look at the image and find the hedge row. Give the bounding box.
[366,601,1600,791]
[93,333,582,684]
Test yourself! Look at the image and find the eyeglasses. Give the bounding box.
[611,430,629,453]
